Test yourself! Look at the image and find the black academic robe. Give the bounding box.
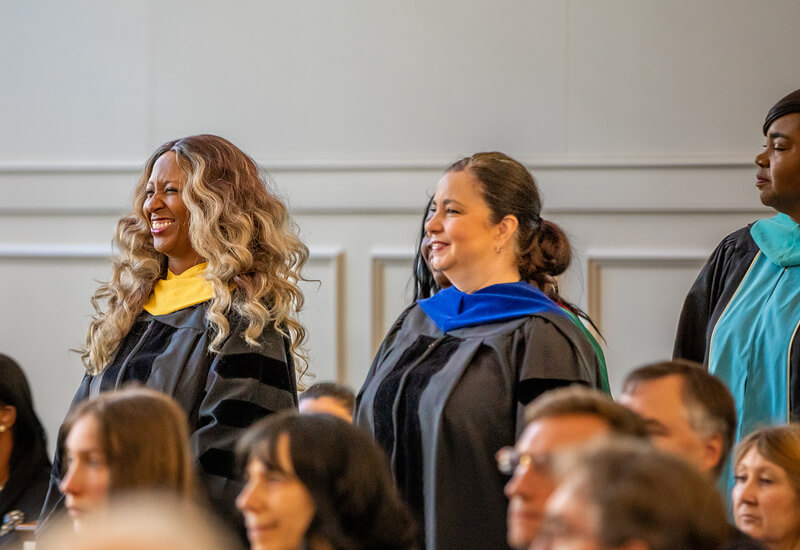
[673,225,800,420]
[0,456,49,524]
[356,304,603,550]
[0,460,49,548]
[38,302,298,536]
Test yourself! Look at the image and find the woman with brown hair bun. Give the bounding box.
[413,195,609,392]
[39,134,307,534]
[57,387,194,533]
[356,152,605,550]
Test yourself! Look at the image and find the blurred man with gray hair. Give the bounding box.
[499,385,648,549]
[619,359,735,478]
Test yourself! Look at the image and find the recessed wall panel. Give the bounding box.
[370,252,415,354]
[297,251,343,385]
[0,256,111,454]
[587,256,706,396]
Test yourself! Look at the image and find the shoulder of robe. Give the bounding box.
[717,224,759,257]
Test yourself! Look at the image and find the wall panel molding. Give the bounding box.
[0,242,346,381]
[0,244,111,259]
[0,154,756,173]
[0,156,769,215]
[0,243,339,261]
[585,249,710,331]
[302,248,345,383]
[370,248,415,353]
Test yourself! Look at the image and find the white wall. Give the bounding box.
[1,0,795,449]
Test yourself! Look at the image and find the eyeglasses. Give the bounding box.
[495,446,552,476]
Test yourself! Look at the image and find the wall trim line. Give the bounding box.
[0,155,755,174]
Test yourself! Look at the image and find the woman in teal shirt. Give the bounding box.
[675,89,800,477]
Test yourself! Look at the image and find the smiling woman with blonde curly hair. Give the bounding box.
[38,134,308,537]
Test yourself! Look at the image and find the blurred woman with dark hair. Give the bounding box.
[357,152,605,550]
[236,411,417,550]
[0,354,50,525]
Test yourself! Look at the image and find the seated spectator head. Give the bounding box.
[237,411,416,550]
[499,385,649,549]
[0,353,51,520]
[619,359,736,478]
[58,387,194,532]
[39,493,240,550]
[537,438,728,550]
[733,425,800,550]
[297,383,355,422]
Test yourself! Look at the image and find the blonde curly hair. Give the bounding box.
[81,135,308,379]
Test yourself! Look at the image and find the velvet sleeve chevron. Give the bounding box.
[512,313,602,437]
[193,318,298,526]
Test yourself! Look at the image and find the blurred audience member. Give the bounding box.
[237,411,417,550]
[619,360,736,477]
[0,354,50,526]
[498,386,648,550]
[298,383,355,422]
[55,387,194,533]
[536,438,729,550]
[733,425,800,550]
[39,493,240,550]
[620,361,763,549]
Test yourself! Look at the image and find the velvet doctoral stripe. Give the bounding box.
[373,334,460,546]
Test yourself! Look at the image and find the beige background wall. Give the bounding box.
[1,0,796,450]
